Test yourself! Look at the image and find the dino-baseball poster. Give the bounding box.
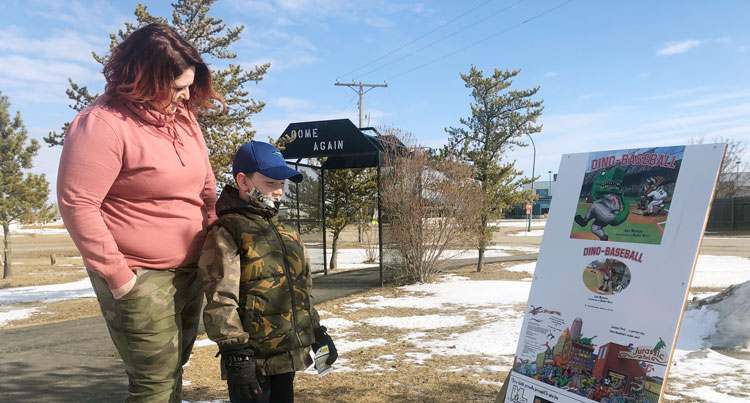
[504,144,725,403]
[570,146,684,244]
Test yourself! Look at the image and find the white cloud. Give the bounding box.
[275,16,294,26]
[544,72,558,78]
[275,0,351,15]
[273,97,312,109]
[657,39,701,56]
[261,28,318,51]
[0,26,105,65]
[0,55,97,84]
[675,91,750,108]
[363,16,393,28]
[227,0,276,15]
[641,87,715,101]
[26,0,132,33]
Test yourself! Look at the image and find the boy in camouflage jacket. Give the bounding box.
[199,141,337,403]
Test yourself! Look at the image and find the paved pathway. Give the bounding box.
[0,254,536,402]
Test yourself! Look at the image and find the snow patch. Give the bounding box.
[363,315,467,330]
[0,278,94,305]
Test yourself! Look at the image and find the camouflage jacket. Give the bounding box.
[199,185,319,375]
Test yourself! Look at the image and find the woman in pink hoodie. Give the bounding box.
[57,24,222,402]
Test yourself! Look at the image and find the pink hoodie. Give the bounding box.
[57,96,217,290]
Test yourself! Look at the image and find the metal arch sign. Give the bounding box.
[278,119,380,159]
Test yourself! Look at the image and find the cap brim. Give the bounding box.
[259,165,304,183]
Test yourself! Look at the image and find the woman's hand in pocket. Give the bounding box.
[112,272,138,300]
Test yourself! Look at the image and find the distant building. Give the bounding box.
[507,174,556,217]
[570,317,583,340]
[718,171,750,197]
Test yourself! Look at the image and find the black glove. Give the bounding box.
[312,326,338,365]
[218,343,261,398]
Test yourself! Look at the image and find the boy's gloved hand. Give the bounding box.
[312,326,338,365]
[218,343,261,398]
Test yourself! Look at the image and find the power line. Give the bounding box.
[386,85,408,130]
[385,0,575,82]
[334,81,388,128]
[336,0,496,81]
[340,93,358,111]
[356,0,525,80]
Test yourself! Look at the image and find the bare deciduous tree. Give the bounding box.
[380,129,482,283]
[691,136,749,198]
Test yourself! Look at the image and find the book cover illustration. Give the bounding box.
[570,146,684,245]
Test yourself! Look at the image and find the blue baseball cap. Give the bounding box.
[232,141,303,183]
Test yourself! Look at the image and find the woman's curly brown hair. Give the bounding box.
[103,23,224,113]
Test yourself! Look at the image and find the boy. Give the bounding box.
[199,141,337,403]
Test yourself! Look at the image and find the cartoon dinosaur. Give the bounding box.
[640,362,654,374]
[579,376,596,393]
[578,335,597,346]
[654,337,666,352]
[555,366,573,388]
[590,379,612,401]
[575,166,629,241]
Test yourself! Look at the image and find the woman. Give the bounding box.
[57,23,223,402]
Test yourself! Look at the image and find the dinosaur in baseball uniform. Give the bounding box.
[574,166,629,241]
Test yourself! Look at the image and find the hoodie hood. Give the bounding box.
[216,185,277,219]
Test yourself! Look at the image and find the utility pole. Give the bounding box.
[335,81,388,128]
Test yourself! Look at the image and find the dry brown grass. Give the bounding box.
[0,258,88,289]
[0,298,101,329]
[182,262,528,402]
[1,233,84,289]
[448,261,534,281]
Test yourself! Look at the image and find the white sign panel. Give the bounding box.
[505,144,724,403]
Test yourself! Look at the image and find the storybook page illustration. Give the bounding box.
[570,146,684,245]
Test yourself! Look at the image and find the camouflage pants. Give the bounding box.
[88,266,204,403]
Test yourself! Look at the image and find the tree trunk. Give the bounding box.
[3,223,11,279]
[477,245,485,273]
[329,231,340,269]
[476,214,488,272]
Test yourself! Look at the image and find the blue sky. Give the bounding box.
[2,0,749,201]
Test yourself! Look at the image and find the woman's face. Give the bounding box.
[152,66,195,115]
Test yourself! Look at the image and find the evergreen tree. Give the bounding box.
[44,0,269,187]
[323,167,377,269]
[283,169,322,232]
[445,66,543,272]
[0,92,52,278]
[282,157,377,270]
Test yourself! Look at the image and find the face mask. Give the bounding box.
[245,179,279,209]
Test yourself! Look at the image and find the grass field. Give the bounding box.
[582,267,602,293]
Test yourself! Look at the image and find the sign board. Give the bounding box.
[278,119,381,160]
[505,144,724,403]
[526,203,532,215]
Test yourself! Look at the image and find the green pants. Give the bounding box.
[88,266,204,403]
